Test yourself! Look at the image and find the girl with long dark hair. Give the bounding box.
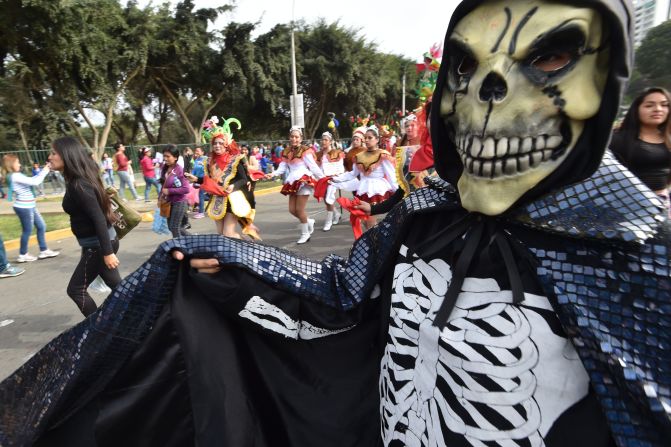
[610,87,671,205]
[159,144,191,238]
[49,136,120,317]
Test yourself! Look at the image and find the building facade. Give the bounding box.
[633,0,671,46]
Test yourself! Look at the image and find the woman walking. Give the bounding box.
[267,127,325,244]
[139,147,161,202]
[610,87,671,209]
[160,145,191,238]
[49,137,119,317]
[101,153,115,187]
[2,154,59,263]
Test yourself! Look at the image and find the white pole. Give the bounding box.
[401,68,406,114]
[290,0,299,127]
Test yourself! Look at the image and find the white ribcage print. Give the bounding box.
[380,246,587,447]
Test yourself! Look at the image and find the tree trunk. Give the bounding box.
[135,105,157,144]
[156,76,226,145]
[16,120,34,165]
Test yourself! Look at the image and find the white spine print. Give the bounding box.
[380,246,556,447]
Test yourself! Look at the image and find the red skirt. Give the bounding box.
[355,191,393,205]
[281,175,316,196]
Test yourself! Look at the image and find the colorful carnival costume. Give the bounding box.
[2,2,670,447]
[199,116,259,240]
[315,132,346,229]
[270,144,324,196]
[332,145,398,205]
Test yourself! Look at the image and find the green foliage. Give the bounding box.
[0,1,423,149]
[630,20,671,99]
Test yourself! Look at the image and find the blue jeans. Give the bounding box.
[117,170,139,200]
[103,169,115,187]
[198,187,206,213]
[13,207,47,255]
[144,176,161,201]
[0,232,7,272]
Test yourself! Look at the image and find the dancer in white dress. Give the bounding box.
[331,126,398,229]
[316,131,346,231]
[267,127,325,244]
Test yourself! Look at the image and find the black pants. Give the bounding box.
[67,239,121,317]
[168,201,191,238]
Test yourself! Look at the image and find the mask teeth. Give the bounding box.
[456,133,566,179]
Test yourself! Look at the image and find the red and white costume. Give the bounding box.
[332,149,398,204]
[316,148,348,205]
[272,145,324,195]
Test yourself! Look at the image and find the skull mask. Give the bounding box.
[440,0,610,215]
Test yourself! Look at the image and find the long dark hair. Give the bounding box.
[52,137,116,224]
[160,144,180,180]
[613,87,671,161]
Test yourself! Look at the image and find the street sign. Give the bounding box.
[290,94,305,128]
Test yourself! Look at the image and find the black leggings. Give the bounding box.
[66,239,121,317]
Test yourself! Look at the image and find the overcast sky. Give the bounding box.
[140,0,459,61]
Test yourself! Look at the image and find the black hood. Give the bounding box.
[430,0,633,210]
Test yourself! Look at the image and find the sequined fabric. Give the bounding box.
[0,184,455,446]
[1,155,669,446]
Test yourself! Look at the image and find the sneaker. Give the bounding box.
[16,254,37,263]
[193,213,205,219]
[38,249,60,259]
[135,198,143,202]
[0,264,25,278]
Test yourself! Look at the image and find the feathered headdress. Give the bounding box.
[201,116,242,144]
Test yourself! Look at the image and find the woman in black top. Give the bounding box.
[610,87,671,200]
[49,137,121,317]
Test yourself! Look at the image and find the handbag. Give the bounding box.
[158,197,172,218]
[106,187,142,239]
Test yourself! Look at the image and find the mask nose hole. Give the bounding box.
[479,72,507,102]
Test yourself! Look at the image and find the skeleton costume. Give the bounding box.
[1,1,670,447]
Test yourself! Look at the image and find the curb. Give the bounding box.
[4,228,74,252]
[3,186,283,251]
[255,185,282,196]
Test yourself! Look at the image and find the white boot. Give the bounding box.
[332,208,341,225]
[297,223,311,244]
[307,218,315,234]
[323,211,334,231]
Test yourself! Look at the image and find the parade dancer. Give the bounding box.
[331,126,398,230]
[186,116,260,240]
[267,126,325,244]
[315,131,344,231]
[343,126,366,172]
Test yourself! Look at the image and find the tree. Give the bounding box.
[149,0,236,144]
[634,20,671,92]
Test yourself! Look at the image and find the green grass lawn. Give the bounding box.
[5,179,283,240]
[0,213,71,241]
[36,178,282,203]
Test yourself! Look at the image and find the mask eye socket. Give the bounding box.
[522,26,585,83]
[457,54,478,76]
[530,51,573,73]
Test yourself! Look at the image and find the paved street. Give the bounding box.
[0,191,356,381]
